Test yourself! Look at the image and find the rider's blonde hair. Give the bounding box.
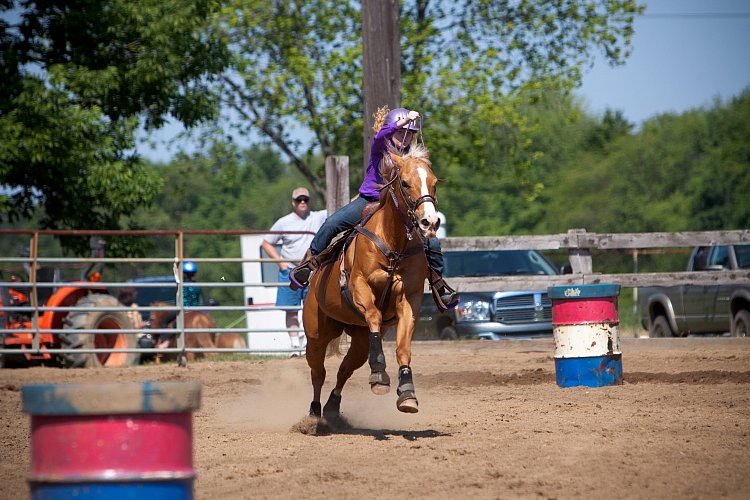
[372,106,389,133]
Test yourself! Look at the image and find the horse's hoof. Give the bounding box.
[370,383,390,395]
[323,390,341,418]
[369,370,390,395]
[309,401,322,418]
[397,392,419,413]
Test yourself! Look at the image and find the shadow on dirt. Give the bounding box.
[291,414,450,440]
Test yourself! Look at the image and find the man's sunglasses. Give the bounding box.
[294,196,310,203]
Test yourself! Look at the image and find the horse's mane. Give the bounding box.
[378,142,431,182]
[402,143,431,164]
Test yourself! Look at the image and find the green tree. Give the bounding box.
[535,88,750,235]
[131,143,319,307]
[0,0,229,252]
[212,0,643,199]
[687,91,750,230]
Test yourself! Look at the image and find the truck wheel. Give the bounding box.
[60,294,138,368]
[439,325,459,340]
[731,310,750,337]
[649,315,674,338]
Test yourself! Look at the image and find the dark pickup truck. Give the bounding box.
[413,249,560,340]
[639,244,750,337]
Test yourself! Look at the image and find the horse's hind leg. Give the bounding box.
[322,327,369,419]
[306,336,327,418]
[306,316,344,418]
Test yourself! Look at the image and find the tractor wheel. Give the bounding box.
[60,294,138,368]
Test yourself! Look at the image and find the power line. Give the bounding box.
[642,13,750,19]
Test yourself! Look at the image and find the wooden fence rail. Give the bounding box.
[441,228,750,292]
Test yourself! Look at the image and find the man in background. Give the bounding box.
[261,187,326,352]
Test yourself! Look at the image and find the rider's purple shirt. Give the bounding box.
[359,120,408,199]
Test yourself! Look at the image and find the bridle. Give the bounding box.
[380,155,437,242]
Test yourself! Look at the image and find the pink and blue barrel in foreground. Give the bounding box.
[548,284,623,388]
[22,381,201,500]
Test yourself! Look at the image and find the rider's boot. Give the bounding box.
[290,249,320,290]
[438,286,458,308]
[429,269,459,311]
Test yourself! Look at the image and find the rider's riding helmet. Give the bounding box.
[385,107,419,131]
[183,261,198,274]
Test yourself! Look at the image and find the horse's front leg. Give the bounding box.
[393,291,422,413]
[351,273,390,395]
[367,329,390,394]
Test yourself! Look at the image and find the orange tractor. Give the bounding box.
[0,240,138,368]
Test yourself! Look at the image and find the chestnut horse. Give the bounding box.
[303,144,440,418]
[149,302,217,362]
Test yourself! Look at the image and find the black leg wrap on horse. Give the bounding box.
[368,332,386,372]
[309,401,322,418]
[397,365,415,395]
[322,389,342,419]
[368,332,390,388]
[396,365,418,412]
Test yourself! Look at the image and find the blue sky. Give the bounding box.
[140,0,750,161]
[577,0,750,124]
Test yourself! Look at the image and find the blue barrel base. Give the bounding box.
[554,354,623,388]
[30,479,193,500]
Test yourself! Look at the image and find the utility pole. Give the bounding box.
[361,0,400,175]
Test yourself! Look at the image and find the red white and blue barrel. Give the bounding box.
[548,284,623,388]
[22,381,201,500]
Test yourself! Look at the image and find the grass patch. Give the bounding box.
[200,353,282,362]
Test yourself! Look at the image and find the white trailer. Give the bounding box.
[240,234,298,353]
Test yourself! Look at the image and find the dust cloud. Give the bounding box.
[216,356,426,433]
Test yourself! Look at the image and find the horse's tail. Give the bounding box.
[325,332,349,358]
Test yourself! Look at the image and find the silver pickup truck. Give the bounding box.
[639,245,750,337]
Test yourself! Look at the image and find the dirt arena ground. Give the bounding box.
[1,337,749,499]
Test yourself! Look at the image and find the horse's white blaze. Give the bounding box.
[416,166,438,223]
